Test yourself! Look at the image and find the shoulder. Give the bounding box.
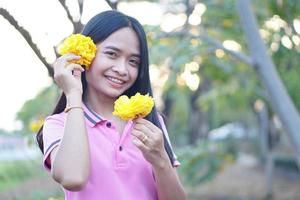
[44,112,66,127]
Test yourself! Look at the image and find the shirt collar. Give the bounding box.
[82,103,104,127]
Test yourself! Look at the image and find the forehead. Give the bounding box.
[99,27,140,55]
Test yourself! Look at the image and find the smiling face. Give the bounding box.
[85,27,140,100]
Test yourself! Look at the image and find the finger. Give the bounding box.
[68,64,84,79]
[54,54,81,69]
[54,63,84,83]
[65,63,84,72]
[131,129,150,144]
[132,135,149,152]
[133,123,153,139]
[135,118,161,135]
[62,53,81,62]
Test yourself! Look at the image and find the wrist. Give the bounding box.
[153,154,172,171]
[66,91,82,107]
[64,106,83,113]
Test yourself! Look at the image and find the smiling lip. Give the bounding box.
[105,75,126,88]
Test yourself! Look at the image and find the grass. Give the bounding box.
[14,189,64,200]
[0,158,45,192]
[0,157,65,200]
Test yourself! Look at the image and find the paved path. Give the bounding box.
[187,163,300,200]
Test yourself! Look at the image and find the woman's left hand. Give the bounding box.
[131,118,170,169]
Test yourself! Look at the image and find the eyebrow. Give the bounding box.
[104,46,140,58]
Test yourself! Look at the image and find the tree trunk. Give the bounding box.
[237,0,300,167]
[188,73,210,144]
[188,107,208,144]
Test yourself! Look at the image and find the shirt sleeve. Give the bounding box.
[158,115,181,167]
[42,113,65,171]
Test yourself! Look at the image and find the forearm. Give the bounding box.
[52,93,90,189]
[153,160,186,200]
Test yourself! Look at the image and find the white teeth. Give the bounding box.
[107,76,124,84]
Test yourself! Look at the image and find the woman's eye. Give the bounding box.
[129,59,140,67]
[106,51,117,57]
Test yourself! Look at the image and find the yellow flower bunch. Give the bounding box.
[58,34,97,69]
[113,93,154,120]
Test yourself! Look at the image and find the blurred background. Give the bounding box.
[1,0,300,199]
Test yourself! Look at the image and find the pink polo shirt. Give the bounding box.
[42,103,180,200]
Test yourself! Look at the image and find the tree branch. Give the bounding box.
[58,0,83,33]
[155,30,253,66]
[183,0,193,29]
[0,8,54,77]
[58,0,73,24]
[78,0,83,16]
[105,0,118,10]
[196,31,253,66]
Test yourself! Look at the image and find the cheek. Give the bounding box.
[130,68,139,81]
[89,56,101,69]
[85,65,100,83]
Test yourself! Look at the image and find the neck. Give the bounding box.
[85,90,116,120]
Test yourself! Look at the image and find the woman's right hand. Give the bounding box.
[53,54,85,96]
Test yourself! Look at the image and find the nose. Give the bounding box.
[111,58,128,76]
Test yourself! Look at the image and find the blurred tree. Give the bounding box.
[2,0,300,165]
[146,0,258,145]
[237,0,300,166]
[146,0,300,157]
[16,84,60,133]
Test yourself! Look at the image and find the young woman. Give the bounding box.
[37,10,186,200]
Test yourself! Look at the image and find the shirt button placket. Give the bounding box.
[106,122,123,152]
[119,146,123,151]
[106,122,112,128]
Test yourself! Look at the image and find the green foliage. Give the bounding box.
[166,87,191,145]
[16,84,59,133]
[201,0,245,46]
[271,45,300,111]
[146,0,300,146]
[48,197,64,200]
[267,0,300,23]
[0,159,63,199]
[16,191,64,200]
[177,138,236,185]
[0,159,44,192]
[273,155,299,171]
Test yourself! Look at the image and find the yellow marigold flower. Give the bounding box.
[29,118,44,133]
[58,34,97,69]
[113,93,154,120]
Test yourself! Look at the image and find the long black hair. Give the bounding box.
[36,10,175,166]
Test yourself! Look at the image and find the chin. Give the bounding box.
[105,89,127,99]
